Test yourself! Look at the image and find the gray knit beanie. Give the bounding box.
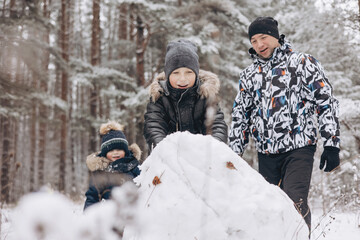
[164,39,199,81]
[248,17,279,41]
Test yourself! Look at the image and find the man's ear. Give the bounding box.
[249,48,257,55]
[278,34,285,45]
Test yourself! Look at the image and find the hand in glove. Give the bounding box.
[320,146,340,172]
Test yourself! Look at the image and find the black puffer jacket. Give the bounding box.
[144,70,228,152]
[83,144,141,210]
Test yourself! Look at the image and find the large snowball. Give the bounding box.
[124,132,308,240]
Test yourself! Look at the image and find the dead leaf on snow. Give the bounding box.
[152,176,161,185]
[226,161,236,170]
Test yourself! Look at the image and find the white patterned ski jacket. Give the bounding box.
[229,39,340,155]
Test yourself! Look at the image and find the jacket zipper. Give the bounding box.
[175,89,189,131]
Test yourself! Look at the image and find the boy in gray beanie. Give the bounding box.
[144,39,228,153]
[164,39,199,81]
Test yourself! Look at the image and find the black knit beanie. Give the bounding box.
[164,39,199,81]
[98,122,129,157]
[248,17,279,41]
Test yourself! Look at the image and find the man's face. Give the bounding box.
[250,34,280,59]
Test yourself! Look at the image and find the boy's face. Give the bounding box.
[250,33,280,59]
[106,149,126,162]
[169,67,196,89]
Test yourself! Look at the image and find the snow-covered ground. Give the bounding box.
[311,209,360,240]
[2,204,359,239]
[1,132,359,239]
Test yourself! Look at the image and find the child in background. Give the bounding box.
[144,39,228,153]
[84,121,141,210]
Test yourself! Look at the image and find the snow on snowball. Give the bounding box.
[124,132,309,240]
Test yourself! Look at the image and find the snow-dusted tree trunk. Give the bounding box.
[129,4,135,41]
[59,0,69,192]
[37,0,50,188]
[90,0,100,152]
[1,113,11,203]
[0,32,16,203]
[106,2,114,61]
[75,0,85,60]
[118,2,128,60]
[91,0,101,68]
[29,100,37,192]
[1,0,5,16]
[135,15,145,86]
[358,0,360,28]
[119,3,127,41]
[9,0,16,18]
[135,12,151,87]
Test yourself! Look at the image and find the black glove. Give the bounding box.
[320,146,340,172]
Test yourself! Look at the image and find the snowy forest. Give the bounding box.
[0,0,359,215]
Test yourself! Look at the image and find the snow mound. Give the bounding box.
[125,132,308,240]
[11,191,78,240]
[79,182,139,240]
[10,183,139,240]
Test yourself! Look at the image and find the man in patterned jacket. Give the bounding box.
[229,17,340,231]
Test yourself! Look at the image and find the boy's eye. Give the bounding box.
[172,71,179,74]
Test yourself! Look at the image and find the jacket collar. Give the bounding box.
[149,69,220,103]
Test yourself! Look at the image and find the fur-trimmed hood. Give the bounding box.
[149,69,220,102]
[86,143,142,172]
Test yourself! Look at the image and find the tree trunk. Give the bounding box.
[129,4,135,41]
[136,119,145,160]
[0,111,13,237]
[9,0,16,18]
[59,0,69,192]
[135,14,151,87]
[0,117,2,166]
[119,3,127,40]
[358,0,360,26]
[76,0,85,60]
[70,128,76,197]
[178,0,182,6]
[136,15,145,86]
[118,3,127,59]
[38,0,50,187]
[29,104,37,192]
[90,0,101,152]
[107,3,113,61]
[67,0,74,58]
[91,0,101,66]
[1,115,11,203]
[2,0,7,17]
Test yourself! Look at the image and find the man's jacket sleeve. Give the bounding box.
[229,76,253,155]
[300,55,340,148]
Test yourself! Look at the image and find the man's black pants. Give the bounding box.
[258,145,316,230]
